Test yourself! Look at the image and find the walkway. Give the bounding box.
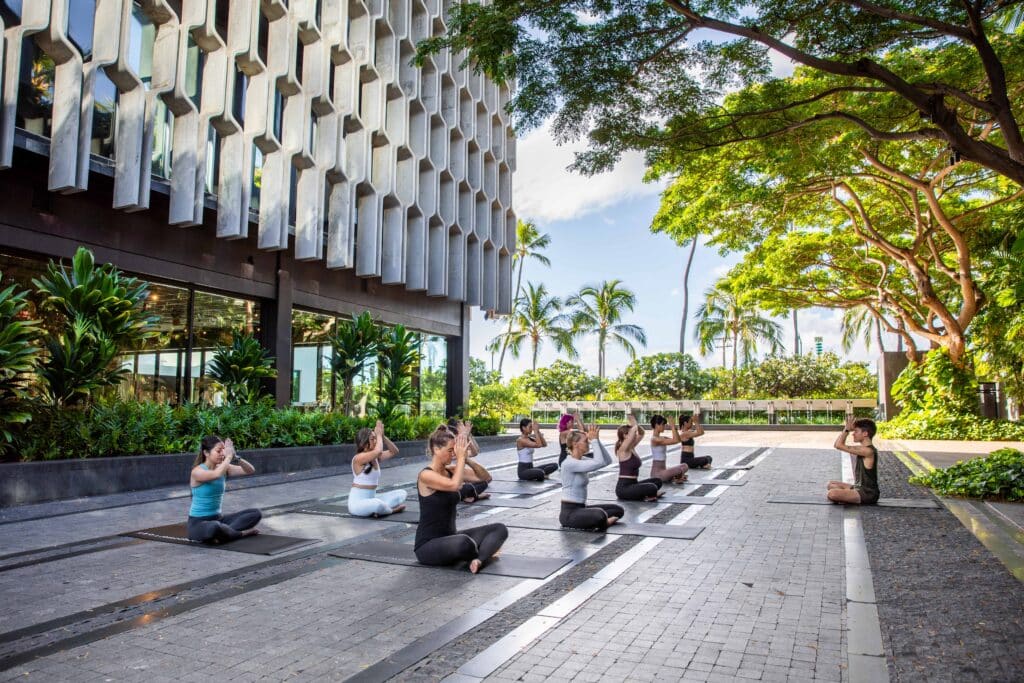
[0,432,1021,681]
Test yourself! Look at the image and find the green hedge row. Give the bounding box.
[879,408,1024,441]
[13,400,504,461]
[909,448,1024,501]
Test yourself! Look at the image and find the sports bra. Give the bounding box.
[680,436,695,448]
[619,451,642,477]
[650,443,667,461]
[517,444,535,463]
[352,457,380,486]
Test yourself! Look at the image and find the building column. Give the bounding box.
[446,304,470,416]
[262,263,294,408]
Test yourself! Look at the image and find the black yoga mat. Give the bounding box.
[589,495,716,506]
[684,477,747,486]
[502,519,705,540]
[295,503,421,524]
[328,540,571,578]
[484,481,559,495]
[767,496,941,509]
[124,523,319,555]
[463,496,545,509]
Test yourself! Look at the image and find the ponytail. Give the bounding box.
[194,435,223,467]
[427,425,455,456]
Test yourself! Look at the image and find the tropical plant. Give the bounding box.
[909,449,1024,500]
[841,307,886,356]
[891,349,977,415]
[327,311,382,416]
[489,282,576,371]
[566,279,647,379]
[469,382,535,421]
[514,360,606,402]
[616,353,714,400]
[971,247,1024,410]
[695,281,783,398]
[206,334,277,405]
[0,276,40,453]
[375,325,421,422]
[497,220,552,375]
[880,409,1024,441]
[36,316,122,407]
[469,357,501,387]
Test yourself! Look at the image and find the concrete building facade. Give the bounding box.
[0,0,515,414]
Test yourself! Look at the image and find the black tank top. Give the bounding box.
[559,442,568,458]
[854,446,880,498]
[619,452,642,477]
[415,469,460,549]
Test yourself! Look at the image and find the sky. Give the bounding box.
[468,45,902,380]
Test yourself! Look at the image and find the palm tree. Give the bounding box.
[489,282,576,371]
[841,306,885,355]
[679,237,698,357]
[567,280,647,379]
[497,220,551,375]
[695,282,783,397]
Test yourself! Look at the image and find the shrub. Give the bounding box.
[879,408,1024,441]
[206,334,277,405]
[0,275,40,454]
[468,415,503,436]
[891,349,976,414]
[469,382,535,421]
[909,448,1024,501]
[514,360,605,401]
[616,353,715,399]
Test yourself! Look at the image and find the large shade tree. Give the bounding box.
[419,1,1024,188]
[567,279,647,379]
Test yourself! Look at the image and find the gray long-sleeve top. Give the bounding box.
[560,439,614,504]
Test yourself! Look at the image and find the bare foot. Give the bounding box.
[463,497,476,504]
[391,504,406,514]
[477,493,491,500]
[469,559,482,574]
[606,517,619,526]
[241,528,259,537]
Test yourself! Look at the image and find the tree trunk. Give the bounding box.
[679,238,698,359]
[498,259,527,374]
[874,318,885,353]
[731,330,739,399]
[792,309,800,356]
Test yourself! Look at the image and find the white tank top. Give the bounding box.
[517,446,535,463]
[352,459,381,486]
[651,443,667,461]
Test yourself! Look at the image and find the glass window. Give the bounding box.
[116,282,189,403]
[291,309,335,407]
[205,128,219,194]
[257,12,269,64]
[250,145,263,211]
[233,67,247,125]
[91,69,117,157]
[15,39,54,137]
[66,0,96,60]
[151,99,173,177]
[0,252,59,337]
[419,335,447,417]
[191,290,261,404]
[128,3,156,88]
[0,0,23,27]
[184,37,204,109]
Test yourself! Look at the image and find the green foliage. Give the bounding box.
[892,350,977,414]
[0,276,40,451]
[469,382,535,421]
[879,408,1024,441]
[206,334,276,405]
[971,248,1024,409]
[617,353,715,399]
[32,247,159,407]
[567,279,647,379]
[514,360,606,402]
[909,449,1024,501]
[489,282,576,371]
[700,353,876,400]
[375,324,421,422]
[469,357,500,387]
[328,312,382,415]
[467,415,504,436]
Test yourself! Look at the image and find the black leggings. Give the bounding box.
[518,461,557,481]
[559,501,625,531]
[414,523,509,567]
[615,477,663,501]
[187,509,262,544]
[681,454,713,469]
[459,480,489,501]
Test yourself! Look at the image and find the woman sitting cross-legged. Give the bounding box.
[677,412,712,469]
[415,427,509,573]
[445,419,492,503]
[648,414,689,484]
[516,418,557,481]
[559,423,624,530]
[826,417,880,505]
[347,421,407,517]
[615,414,665,502]
[187,436,262,544]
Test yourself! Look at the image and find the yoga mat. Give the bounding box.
[463,496,545,509]
[295,503,420,524]
[590,495,716,506]
[124,523,319,555]
[328,540,570,578]
[502,519,705,540]
[485,481,559,495]
[767,496,941,509]
[711,465,754,471]
[684,477,747,487]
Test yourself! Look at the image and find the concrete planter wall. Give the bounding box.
[0,435,517,508]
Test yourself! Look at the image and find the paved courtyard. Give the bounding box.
[0,432,1021,681]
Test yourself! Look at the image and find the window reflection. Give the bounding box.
[0,0,23,27]
[191,290,261,404]
[291,310,335,408]
[420,334,447,417]
[185,37,204,109]
[66,0,96,60]
[91,69,117,157]
[128,3,155,89]
[15,39,54,137]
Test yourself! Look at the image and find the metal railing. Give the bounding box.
[529,399,877,425]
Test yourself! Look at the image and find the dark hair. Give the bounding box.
[678,412,692,426]
[447,417,461,430]
[193,435,223,467]
[428,426,455,455]
[519,418,532,432]
[650,414,668,428]
[853,418,877,438]
[615,424,631,451]
[355,428,376,474]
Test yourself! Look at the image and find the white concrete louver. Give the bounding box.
[0,0,514,315]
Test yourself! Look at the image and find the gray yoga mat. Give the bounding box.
[328,540,571,578]
[684,477,747,486]
[465,496,545,509]
[767,496,941,509]
[485,480,559,495]
[296,503,421,524]
[125,523,319,555]
[502,519,705,540]
[589,495,716,506]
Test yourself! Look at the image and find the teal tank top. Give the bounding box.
[189,464,225,517]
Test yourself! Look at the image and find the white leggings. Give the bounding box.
[347,487,408,517]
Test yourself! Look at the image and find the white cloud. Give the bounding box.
[512,120,664,223]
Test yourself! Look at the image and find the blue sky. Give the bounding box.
[469,122,897,380]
